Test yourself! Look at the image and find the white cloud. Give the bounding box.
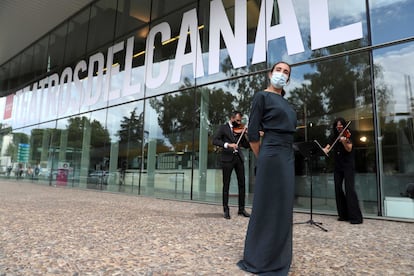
[370,0,409,9]
[375,43,414,114]
[293,0,365,27]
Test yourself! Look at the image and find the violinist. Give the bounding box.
[323,117,363,224]
[212,111,250,219]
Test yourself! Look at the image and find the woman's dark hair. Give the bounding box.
[269,61,291,97]
[332,117,348,134]
[269,61,291,82]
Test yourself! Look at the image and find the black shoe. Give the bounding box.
[350,220,363,224]
[238,210,250,217]
[224,210,231,219]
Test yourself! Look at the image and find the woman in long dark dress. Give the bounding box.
[237,62,297,275]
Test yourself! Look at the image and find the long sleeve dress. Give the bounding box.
[237,90,297,275]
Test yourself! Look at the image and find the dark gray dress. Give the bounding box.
[237,91,297,275]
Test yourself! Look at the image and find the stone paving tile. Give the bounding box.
[0,180,413,276]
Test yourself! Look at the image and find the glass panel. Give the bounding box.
[196,0,259,86]
[87,0,117,53]
[48,23,68,73]
[55,112,111,190]
[19,46,34,85]
[107,26,149,107]
[58,114,93,188]
[56,67,83,119]
[32,36,49,79]
[275,0,368,65]
[150,0,194,21]
[115,0,150,37]
[30,121,58,185]
[85,109,111,190]
[0,96,6,123]
[7,127,32,180]
[143,92,195,199]
[8,56,20,90]
[0,125,13,177]
[65,8,90,65]
[79,44,113,113]
[55,118,80,188]
[106,101,144,194]
[1,124,56,184]
[287,53,377,215]
[145,3,198,97]
[373,42,414,219]
[199,0,368,86]
[194,77,257,204]
[370,0,414,45]
[0,63,10,95]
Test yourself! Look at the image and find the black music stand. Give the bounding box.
[294,140,328,232]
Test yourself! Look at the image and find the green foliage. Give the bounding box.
[66,116,110,149]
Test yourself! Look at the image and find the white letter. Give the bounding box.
[104,41,124,101]
[21,86,31,125]
[123,36,142,97]
[46,73,59,119]
[171,8,204,84]
[36,77,48,123]
[85,52,104,106]
[14,89,24,126]
[310,0,362,50]
[38,77,48,92]
[145,22,171,89]
[59,67,73,116]
[252,0,304,64]
[209,0,247,75]
[74,60,87,109]
[28,82,40,124]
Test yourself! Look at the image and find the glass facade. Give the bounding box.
[1,0,413,220]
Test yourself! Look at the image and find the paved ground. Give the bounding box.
[0,179,413,276]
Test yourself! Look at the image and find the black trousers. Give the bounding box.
[222,154,246,211]
[334,167,363,221]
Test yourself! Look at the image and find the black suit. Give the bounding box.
[213,122,250,212]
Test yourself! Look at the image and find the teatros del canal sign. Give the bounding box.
[6,0,362,125]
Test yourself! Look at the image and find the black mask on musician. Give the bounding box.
[232,121,240,128]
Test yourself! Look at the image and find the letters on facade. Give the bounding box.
[6,0,362,125]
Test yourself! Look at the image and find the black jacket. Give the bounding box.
[213,123,250,162]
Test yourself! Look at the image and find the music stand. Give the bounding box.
[294,140,328,232]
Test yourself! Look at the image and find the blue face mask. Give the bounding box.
[270,72,288,89]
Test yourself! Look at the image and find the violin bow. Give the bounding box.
[235,115,249,146]
[235,125,248,146]
[326,120,352,153]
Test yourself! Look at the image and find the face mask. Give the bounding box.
[270,72,288,89]
[232,121,240,127]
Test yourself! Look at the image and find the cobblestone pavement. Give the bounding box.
[0,180,413,276]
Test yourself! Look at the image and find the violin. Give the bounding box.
[233,124,248,147]
[233,124,247,134]
[337,126,351,139]
[325,121,352,154]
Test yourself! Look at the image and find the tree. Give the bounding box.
[66,116,111,170]
[117,108,145,167]
[66,117,110,149]
[149,84,239,153]
[5,143,16,162]
[222,58,268,116]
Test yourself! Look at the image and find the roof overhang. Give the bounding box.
[0,0,94,66]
